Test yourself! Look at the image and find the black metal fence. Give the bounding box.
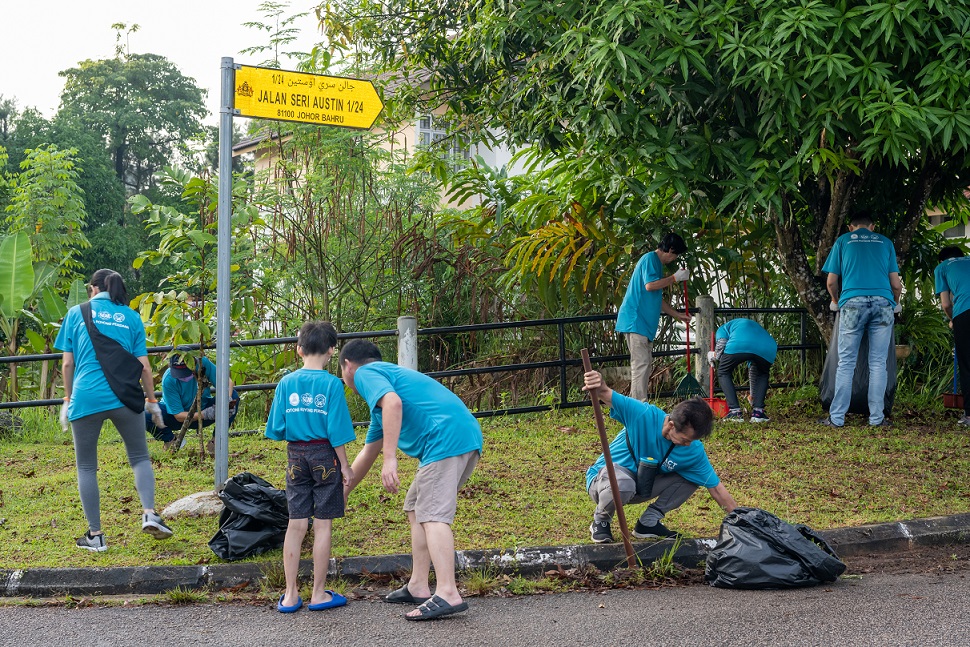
[0,308,822,418]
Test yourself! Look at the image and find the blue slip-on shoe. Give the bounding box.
[308,591,348,611]
[277,595,303,613]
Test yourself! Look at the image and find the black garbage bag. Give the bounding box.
[705,507,846,589]
[819,311,896,418]
[209,472,289,561]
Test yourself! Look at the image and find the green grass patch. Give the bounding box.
[1,387,968,569]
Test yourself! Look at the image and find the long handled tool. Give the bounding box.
[581,348,637,568]
[703,331,729,417]
[675,280,703,398]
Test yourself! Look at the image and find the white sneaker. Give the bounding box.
[76,531,107,552]
[958,415,970,427]
[142,512,174,539]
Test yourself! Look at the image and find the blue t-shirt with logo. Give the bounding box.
[160,356,220,415]
[264,368,355,445]
[355,362,483,466]
[616,251,664,340]
[822,230,899,308]
[54,292,148,420]
[584,391,719,491]
[935,257,970,320]
[716,319,778,363]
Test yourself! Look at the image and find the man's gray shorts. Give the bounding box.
[404,450,480,524]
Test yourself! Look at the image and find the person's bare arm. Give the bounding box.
[377,392,403,494]
[644,274,679,291]
[708,483,739,513]
[826,272,841,305]
[345,441,381,497]
[138,356,156,400]
[889,272,902,305]
[62,352,75,400]
[940,292,954,320]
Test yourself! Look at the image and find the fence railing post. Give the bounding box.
[559,321,567,407]
[397,316,418,371]
[696,295,716,389]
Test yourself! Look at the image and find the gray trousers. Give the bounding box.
[626,333,654,402]
[72,406,155,533]
[588,466,698,526]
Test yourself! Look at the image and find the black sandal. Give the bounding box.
[384,584,430,605]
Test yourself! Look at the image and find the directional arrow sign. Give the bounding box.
[234,65,384,130]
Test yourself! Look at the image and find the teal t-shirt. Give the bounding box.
[716,319,778,363]
[160,356,219,415]
[584,392,719,491]
[356,362,483,466]
[53,292,148,420]
[822,230,899,308]
[264,368,355,445]
[935,257,970,320]
[616,251,664,340]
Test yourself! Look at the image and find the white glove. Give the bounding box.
[893,303,902,314]
[145,401,165,428]
[707,351,716,364]
[673,267,689,282]
[60,401,69,432]
[200,405,216,421]
[829,301,839,312]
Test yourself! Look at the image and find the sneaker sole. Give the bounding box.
[749,418,770,423]
[142,524,174,540]
[76,542,107,552]
[631,531,677,540]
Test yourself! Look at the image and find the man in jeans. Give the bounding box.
[821,212,903,427]
[615,233,692,401]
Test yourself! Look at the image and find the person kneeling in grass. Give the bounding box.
[265,321,354,613]
[583,369,739,543]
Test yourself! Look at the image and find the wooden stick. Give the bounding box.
[581,348,637,568]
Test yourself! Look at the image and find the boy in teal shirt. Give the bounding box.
[265,321,355,613]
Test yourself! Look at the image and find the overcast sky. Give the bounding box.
[1,1,320,124]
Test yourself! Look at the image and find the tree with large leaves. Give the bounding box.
[323,0,970,337]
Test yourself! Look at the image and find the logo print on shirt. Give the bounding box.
[850,234,859,240]
[314,394,327,408]
[97,311,111,320]
[301,393,313,406]
[288,392,300,406]
[113,313,125,322]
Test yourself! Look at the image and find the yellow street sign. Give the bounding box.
[233,65,384,130]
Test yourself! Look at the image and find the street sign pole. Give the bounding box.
[214,56,235,490]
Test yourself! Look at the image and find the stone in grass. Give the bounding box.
[162,491,224,518]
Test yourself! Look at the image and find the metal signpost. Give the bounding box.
[214,58,384,489]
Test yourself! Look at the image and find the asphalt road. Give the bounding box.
[2,571,968,647]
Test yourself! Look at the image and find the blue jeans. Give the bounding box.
[830,296,894,425]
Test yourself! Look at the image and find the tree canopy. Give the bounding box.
[58,52,207,193]
[324,0,970,336]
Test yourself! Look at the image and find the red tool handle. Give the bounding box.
[710,331,716,395]
[683,280,691,365]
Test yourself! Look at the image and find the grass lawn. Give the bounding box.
[1,385,968,570]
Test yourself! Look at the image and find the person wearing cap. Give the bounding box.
[145,353,240,450]
[615,233,692,402]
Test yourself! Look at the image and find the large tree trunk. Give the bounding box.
[772,193,834,340]
[892,159,940,267]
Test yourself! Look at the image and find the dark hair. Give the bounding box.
[338,339,382,366]
[669,397,714,440]
[939,246,965,263]
[849,211,874,227]
[297,321,338,356]
[89,269,129,305]
[658,233,687,255]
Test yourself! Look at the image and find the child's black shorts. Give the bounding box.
[285,439,344,520]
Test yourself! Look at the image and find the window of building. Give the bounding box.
[416,113,470,168]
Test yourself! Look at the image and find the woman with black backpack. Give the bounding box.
[54,269,174,552]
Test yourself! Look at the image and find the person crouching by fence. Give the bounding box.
[707,318,777,423]
[54,269,172,552]
[264,321,355,613]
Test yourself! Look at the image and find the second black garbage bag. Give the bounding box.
[705,506,846,589]
[209,472,289,561]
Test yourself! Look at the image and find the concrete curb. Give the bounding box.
[3,512,969,598]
